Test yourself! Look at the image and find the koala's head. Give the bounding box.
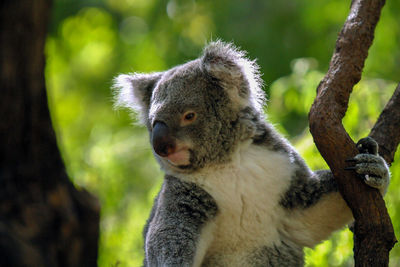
[114,41,265,173]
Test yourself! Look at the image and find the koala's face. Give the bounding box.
[114,41,265,173]
[147,62,242,171]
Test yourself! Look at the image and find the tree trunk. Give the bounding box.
[309,0,398,266]
[0,1,100,266]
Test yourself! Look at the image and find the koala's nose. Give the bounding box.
[151,121,176,157]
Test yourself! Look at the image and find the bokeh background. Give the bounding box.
[45,0,400,266]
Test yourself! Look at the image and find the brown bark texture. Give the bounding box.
[309,0,398,266]
[370,83,400,165]
[0,1,100,266]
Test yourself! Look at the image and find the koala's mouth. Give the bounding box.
[162,147,191,168]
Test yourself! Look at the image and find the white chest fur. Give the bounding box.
[188,143,295,255]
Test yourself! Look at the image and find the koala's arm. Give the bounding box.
[281,138,390,247]
[143,176,217,267]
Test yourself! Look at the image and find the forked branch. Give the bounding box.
[308,0,398,265]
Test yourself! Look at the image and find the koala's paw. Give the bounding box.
[355,136,378,155]
[345,137,390,193]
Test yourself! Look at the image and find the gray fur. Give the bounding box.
[114,41,391,266]
[356,136,379,155]
[248,241,304,267]
[144,176,217,266]
[279,170,338,209]
[201,240,304,267]
[114,72,162,124]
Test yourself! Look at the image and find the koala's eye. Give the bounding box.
[181,111,197,125]
[184,112,195,121]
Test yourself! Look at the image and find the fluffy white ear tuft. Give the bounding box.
[113,72,162,123]
[201,40,265,112]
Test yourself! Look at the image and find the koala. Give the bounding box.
[114,41,390,266]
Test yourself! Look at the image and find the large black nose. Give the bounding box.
[151,121,176,157]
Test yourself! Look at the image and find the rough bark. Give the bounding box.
[370,83,400,165]
[308,0,398,266]
[0,1,100,266]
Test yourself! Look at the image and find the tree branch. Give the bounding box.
[0,1,100,265]
[308,0,397,265]
[370,83,400,165]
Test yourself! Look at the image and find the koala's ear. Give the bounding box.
[201,41,265,111]
[113,72,162,122]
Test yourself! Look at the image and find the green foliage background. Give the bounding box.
[45,0,400,266]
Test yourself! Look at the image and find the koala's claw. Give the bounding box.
[344,166,356,171]
[345,158,357,163]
